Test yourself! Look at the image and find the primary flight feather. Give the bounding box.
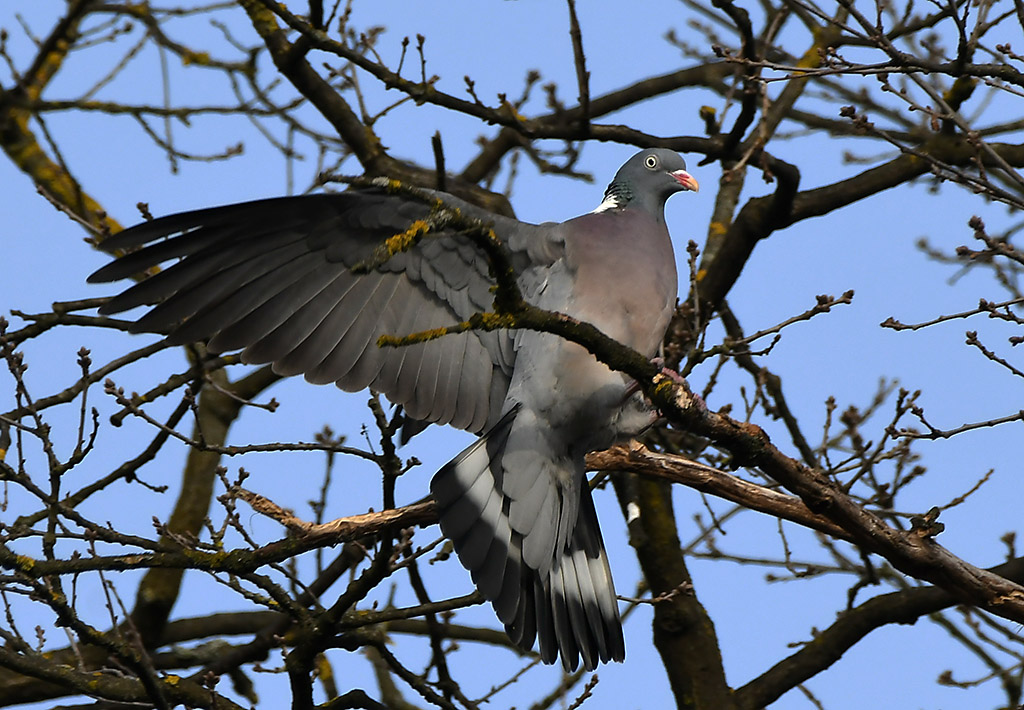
[89,148,698,670]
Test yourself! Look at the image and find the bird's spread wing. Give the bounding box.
[89,189,559,434]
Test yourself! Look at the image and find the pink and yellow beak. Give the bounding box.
[672,169,700,192]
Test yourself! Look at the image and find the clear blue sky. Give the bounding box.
[2,2,1021,709]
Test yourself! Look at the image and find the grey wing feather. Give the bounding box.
[243,271,359,366]
[399,331,442,421]
[116,234,307,326]
[174,247,321,346]
[206,257,341,352]
[308,273,403,385]
[274,273,379,379]
[90,190,557,433]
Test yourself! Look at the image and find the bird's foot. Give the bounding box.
[622,357,685,401]
[650,356,686,385]
[646,357,708,421]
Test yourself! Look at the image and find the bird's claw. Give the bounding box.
[622,357,685,402]
[650,356,686,385]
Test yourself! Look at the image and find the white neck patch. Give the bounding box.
[591,193,624,214]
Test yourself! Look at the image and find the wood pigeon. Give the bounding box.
[89,148,699,671]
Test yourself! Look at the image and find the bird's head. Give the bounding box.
[596,148,699,215]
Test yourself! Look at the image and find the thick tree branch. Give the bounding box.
[736,556,1024,708]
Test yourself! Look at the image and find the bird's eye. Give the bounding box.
[644,155,659,169]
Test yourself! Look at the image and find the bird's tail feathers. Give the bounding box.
[430,407,624,671]
[431,407,521,610]
[530,485,624,670]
